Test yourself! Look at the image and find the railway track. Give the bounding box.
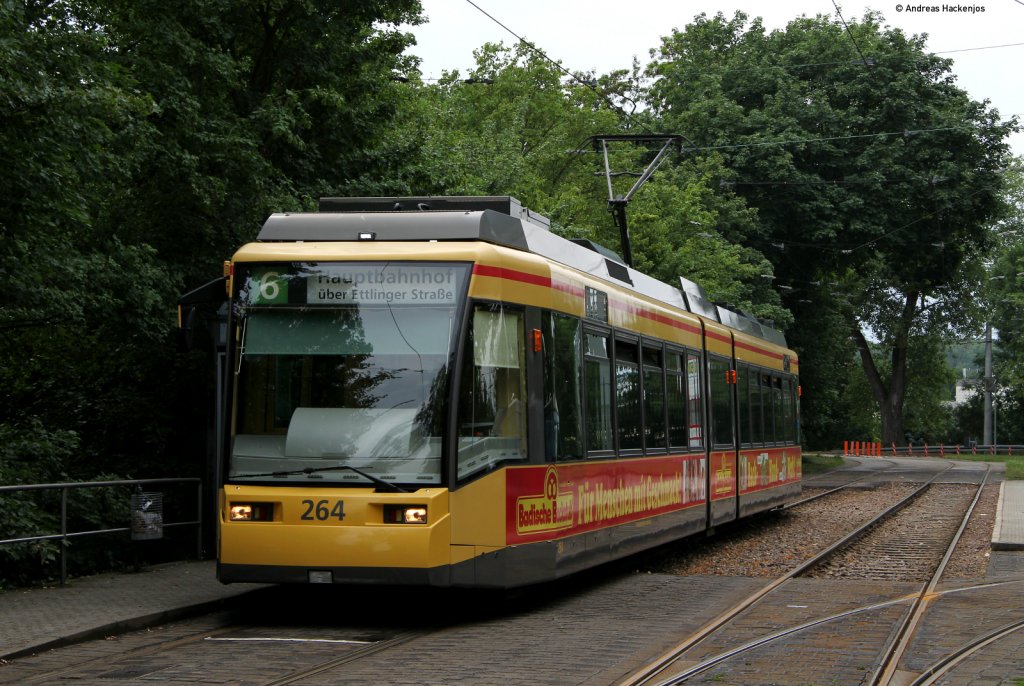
[3,613,431,685]
[2,460,1013,685]
[620,463,1001,686]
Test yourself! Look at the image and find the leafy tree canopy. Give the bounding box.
[1,0,426,488]
[645,11,1017,443]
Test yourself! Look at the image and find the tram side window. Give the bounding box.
[666,351,688,450]
[687,353,704,449]
[584,331,614,454]
[542,312,583,461]
[772,376,784,444]
[749,370,764,445]
[643,345,667,453]
[708,357,734,448]
[456,306,528,480]
[760,373,774,444]
[737,365,750,446]
[616,337,642,452]
[793,379,801,443]
[782,378,796,444]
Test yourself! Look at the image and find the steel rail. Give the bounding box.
[910,617,1024,685]
[783,461,897,509]
[870,465,993,685]
[619,463,955,686]
[260,631,425,686]
[19,622,249,683]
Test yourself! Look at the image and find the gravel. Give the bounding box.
[942,483,999,579]
[637,482,998,580]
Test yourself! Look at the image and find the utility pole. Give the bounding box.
[983,322,994,445]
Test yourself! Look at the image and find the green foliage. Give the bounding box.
[0,0,426,586]
[902,335,958,443]
[645,10,1017,443]
[0,419,78,586]
[392,43,620,204]
[3,0,1019,587]
[95,0,424,288]
[802,453,844,474]
[390,44,788,325]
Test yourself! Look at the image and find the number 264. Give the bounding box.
[300,499,346,521]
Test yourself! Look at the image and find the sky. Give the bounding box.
[406,0,1023,156]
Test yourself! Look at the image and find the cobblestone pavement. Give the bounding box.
[1,461,1022,684]
[0,560,263,660]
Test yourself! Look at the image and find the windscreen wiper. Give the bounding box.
[235,464,409,492]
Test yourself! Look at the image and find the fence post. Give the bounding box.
[196,481,204,560]
[60,487,68,586]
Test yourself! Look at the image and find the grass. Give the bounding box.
[1007,459,1024,480]
[802,452,845,475]
[934,453,1024,480]
[807,448,1024,480]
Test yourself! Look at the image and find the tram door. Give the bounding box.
[707,352,738,527]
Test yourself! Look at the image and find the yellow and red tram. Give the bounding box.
[198,196,800,588]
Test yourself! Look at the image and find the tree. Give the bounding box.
[0,1,167,480]
[1,0,427,484]
[388,43,789,324]
[646,11,1017,444]
[983,163,1024,443]
[96,0,424,288]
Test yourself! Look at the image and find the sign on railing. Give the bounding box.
[130,490,164,540]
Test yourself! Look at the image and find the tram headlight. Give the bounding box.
[229,502,273,521]
[383,505,428,524]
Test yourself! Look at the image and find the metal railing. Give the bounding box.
[842,442,1024,458]
[0,478,202,585]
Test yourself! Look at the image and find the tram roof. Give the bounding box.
[256,196,788,348]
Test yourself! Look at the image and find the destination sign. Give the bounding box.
[307,266,460,305]
[243,263,465,306]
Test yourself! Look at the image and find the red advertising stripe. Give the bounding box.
[739,447,802,494]
[472,264,585,298]
[471,263,797,369]
[734,337,786,362]
[607,297,702,336]
[506,456,707,545]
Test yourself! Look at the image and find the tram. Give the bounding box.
[180,196,801,588]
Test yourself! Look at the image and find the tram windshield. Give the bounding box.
[228,262,468,486]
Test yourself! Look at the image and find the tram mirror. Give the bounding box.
[177,276,229,352]
[176,305,198,352]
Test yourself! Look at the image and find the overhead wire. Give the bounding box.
[829,0,873,67]
[935,41,1024,54]
[444,2,1014,262]
[460,0,642,126]
[444,3,1016,153]
[689,126,964,152]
